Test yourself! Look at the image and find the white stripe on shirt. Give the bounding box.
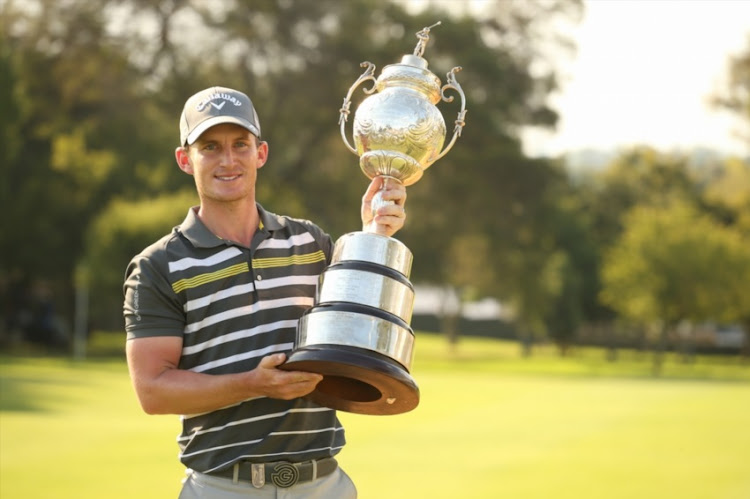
[257,232,315,250]
[184,296,314,334]
[169,247,243,273]
[181,319,298,356]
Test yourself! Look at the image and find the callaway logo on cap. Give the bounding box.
[179,86,262,145]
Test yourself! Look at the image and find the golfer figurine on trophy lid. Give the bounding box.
[281,22,467,415]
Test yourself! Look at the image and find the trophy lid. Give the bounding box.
[399,54,428,69]
[376,22,443,101]
[394,22,441,70]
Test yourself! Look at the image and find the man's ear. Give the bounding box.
[175,147,193,174]
[256,141,269,169]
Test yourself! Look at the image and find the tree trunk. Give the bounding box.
[439,289,460,353]
[652,323,670,376]
[740,318,750,365]
[679,325,696,364]
[605,323,618,362]
[557,340,571,357]
[519,330,533,357]
[441,312,459,353]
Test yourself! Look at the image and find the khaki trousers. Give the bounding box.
[178,467,357,499]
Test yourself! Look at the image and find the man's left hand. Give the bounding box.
[361,176,407,237]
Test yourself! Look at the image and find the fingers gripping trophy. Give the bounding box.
[282,23,467,415]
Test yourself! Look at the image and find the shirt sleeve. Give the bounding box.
[123,251,185,340]
[298,219,334,264]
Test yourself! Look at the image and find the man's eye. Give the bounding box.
[203,143,217,151]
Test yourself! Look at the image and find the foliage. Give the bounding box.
[712,33,750,145]
[1,0,180,310]
[84,189,199,328]
[601,200,750,325]
[2,0,748,359]
[702,157,750,234]
[582,147,700,244]
[0,0,584,339]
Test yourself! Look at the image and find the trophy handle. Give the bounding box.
[339,61,378,155]
[433,66,467,163]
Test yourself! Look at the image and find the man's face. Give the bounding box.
[177,123,268,205]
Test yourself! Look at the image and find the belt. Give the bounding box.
[211,457,338,488]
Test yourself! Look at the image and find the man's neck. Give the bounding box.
[197,199,259,247]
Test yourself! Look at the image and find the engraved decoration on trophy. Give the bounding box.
[281,22,467,415]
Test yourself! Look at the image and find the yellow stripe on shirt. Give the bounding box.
[252,250,327,270]
[172,263,251,293]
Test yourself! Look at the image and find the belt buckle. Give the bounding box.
[251,463,265,488]
[271,462,300,488]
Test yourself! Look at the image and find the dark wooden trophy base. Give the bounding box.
[281,344,419,416]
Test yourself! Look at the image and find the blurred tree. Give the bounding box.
[583,147,699,244]
[710,33,750,358]
[570,147,703,353]
[600,201,750,374]
[440,232,496,349]
[85,189,199,328]
[397,2,584,351]
[702,157,750,234]
[700,157,750,358]
[2,1,159,341]
[712,34,750,148]
[539,182,597,355]
[1,0,584,352]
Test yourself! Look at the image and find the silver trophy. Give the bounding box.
[282,23,467,415]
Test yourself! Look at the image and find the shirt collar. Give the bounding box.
[178,203,286,249]
[257,203,286,232]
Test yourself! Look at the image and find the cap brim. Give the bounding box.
[185,116,260,145]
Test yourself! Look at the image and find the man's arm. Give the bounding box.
[126,337,322,415]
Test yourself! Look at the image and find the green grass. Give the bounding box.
[1,333,749,498]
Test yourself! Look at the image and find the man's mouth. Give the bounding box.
[216,174,242,181]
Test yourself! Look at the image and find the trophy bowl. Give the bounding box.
[352,57,447,186]
[281,23,466,416]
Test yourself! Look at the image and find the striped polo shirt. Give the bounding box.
[123,204,345,474]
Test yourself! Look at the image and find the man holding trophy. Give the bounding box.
[124,24,463,498]
[123,84,405,498]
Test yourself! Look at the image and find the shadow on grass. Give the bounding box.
[0,352,125,413]
[0,371,80,413]
[413,335,750,383]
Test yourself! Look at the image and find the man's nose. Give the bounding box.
[219,147,235,165]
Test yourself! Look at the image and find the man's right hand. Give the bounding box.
[127,337,322,415]
[253,353,323,400]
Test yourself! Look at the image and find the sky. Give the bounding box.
[522,0,750,158]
